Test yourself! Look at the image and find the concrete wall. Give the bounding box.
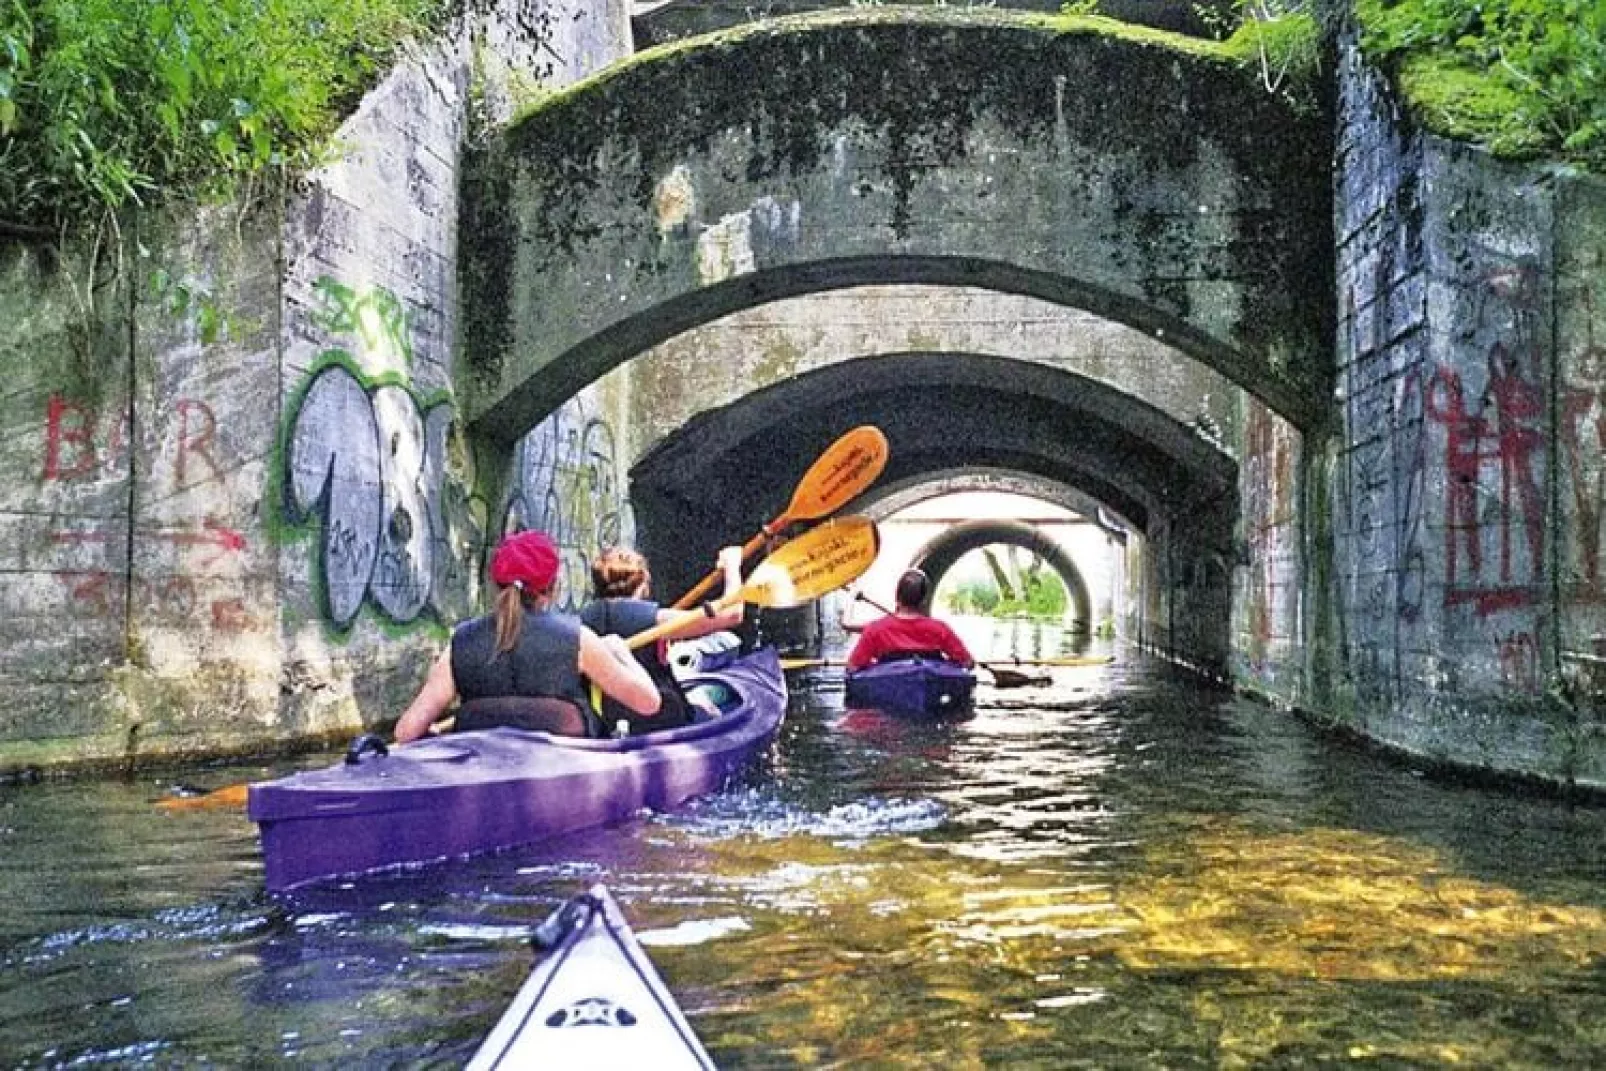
[2,238,139,766]
[277,0,634,738]
[1315,30,1606,789]
[1232,397,1304,697]
[0,0,635,773]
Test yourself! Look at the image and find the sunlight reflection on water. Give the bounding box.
[1,621,1604,1066]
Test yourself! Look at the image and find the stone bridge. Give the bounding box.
[460,7,1334,446]
[4,0,1605,792]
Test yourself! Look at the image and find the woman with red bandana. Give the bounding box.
[393,530,659,743]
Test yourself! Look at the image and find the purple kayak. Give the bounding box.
[249,647,787,891]
[844,657,976,719]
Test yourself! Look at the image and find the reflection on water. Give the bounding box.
[2,621,1604,1066]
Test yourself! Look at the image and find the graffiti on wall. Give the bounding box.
[43,395,223,489]
[1337,236,1606,702]
[1496,628,1542,693]
[282,277,482,629]
[1425,260,1549,616]
[1413,256,1606,618]
[41,391,249,628]
[501,394,631,612]
[1240,399,1298,667]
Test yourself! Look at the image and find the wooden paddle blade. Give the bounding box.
[783,426,889,522]
[630,518,880,651]
[669,425,888,610]
[986,666,1051,688]
[741,515,879,608]
[156,783,249,810]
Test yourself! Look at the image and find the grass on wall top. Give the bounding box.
[0,0,448,241]
[1355,0,1606,172]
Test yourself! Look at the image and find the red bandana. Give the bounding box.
[490,530,560,591]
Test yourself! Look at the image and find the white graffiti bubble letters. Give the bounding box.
[289,365,383,628]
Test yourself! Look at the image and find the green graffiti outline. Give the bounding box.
[266,347,464,642]
[310,275,414,368]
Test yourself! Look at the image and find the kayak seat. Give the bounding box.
[683,681,738,719]
[455,695,591,737]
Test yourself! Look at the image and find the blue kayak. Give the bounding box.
[844,657,976,719]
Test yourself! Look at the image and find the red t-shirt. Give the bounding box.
[846,614,973,671]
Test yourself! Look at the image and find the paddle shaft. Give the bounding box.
[626,591,743,654]
[672,529,769,611]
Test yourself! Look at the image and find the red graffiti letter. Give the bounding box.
[43,395,98,481]
[176,399,220,489]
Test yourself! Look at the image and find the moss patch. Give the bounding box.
[516,6,1279,124]
[1355,0,1606,171]
[1396,56,1551,156]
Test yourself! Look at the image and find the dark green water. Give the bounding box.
[2,626,1604,1067]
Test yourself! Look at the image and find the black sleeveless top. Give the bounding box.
[450,610,593,733]
[578,597,695,734]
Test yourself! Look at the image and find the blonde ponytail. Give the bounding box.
[492,582,556,654]
[493,584,526,654]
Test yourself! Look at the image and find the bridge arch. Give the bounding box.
[859,469,1137,537]
[629,349,1237,668]
[462,7,1333,444]
[909,519,1095,632]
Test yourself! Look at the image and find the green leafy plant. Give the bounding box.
[0,0,446,239]
[1355,0,1606,170]
[943,576,1003,615]
[1224,4,1322,86]
[941,565,1071,619]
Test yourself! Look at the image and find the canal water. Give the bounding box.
[2,620,1605,1067]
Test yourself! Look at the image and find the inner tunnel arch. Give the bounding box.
[628,349,1238,669]
[858,469,1137,538]
[909,519,1094,633]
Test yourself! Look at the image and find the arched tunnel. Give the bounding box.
[907,519,1095,634]
[461,6,1327,690]
[628,350,1239,670]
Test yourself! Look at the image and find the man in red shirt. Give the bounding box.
[844,569,974,671]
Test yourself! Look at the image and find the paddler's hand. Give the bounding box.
[599,633,635,663]
[714,546,746,616]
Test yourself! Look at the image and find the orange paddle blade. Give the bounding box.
[784,426,889,522]
[632,516,880,651]
[156,783,249,810]
[671,426,889,610]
